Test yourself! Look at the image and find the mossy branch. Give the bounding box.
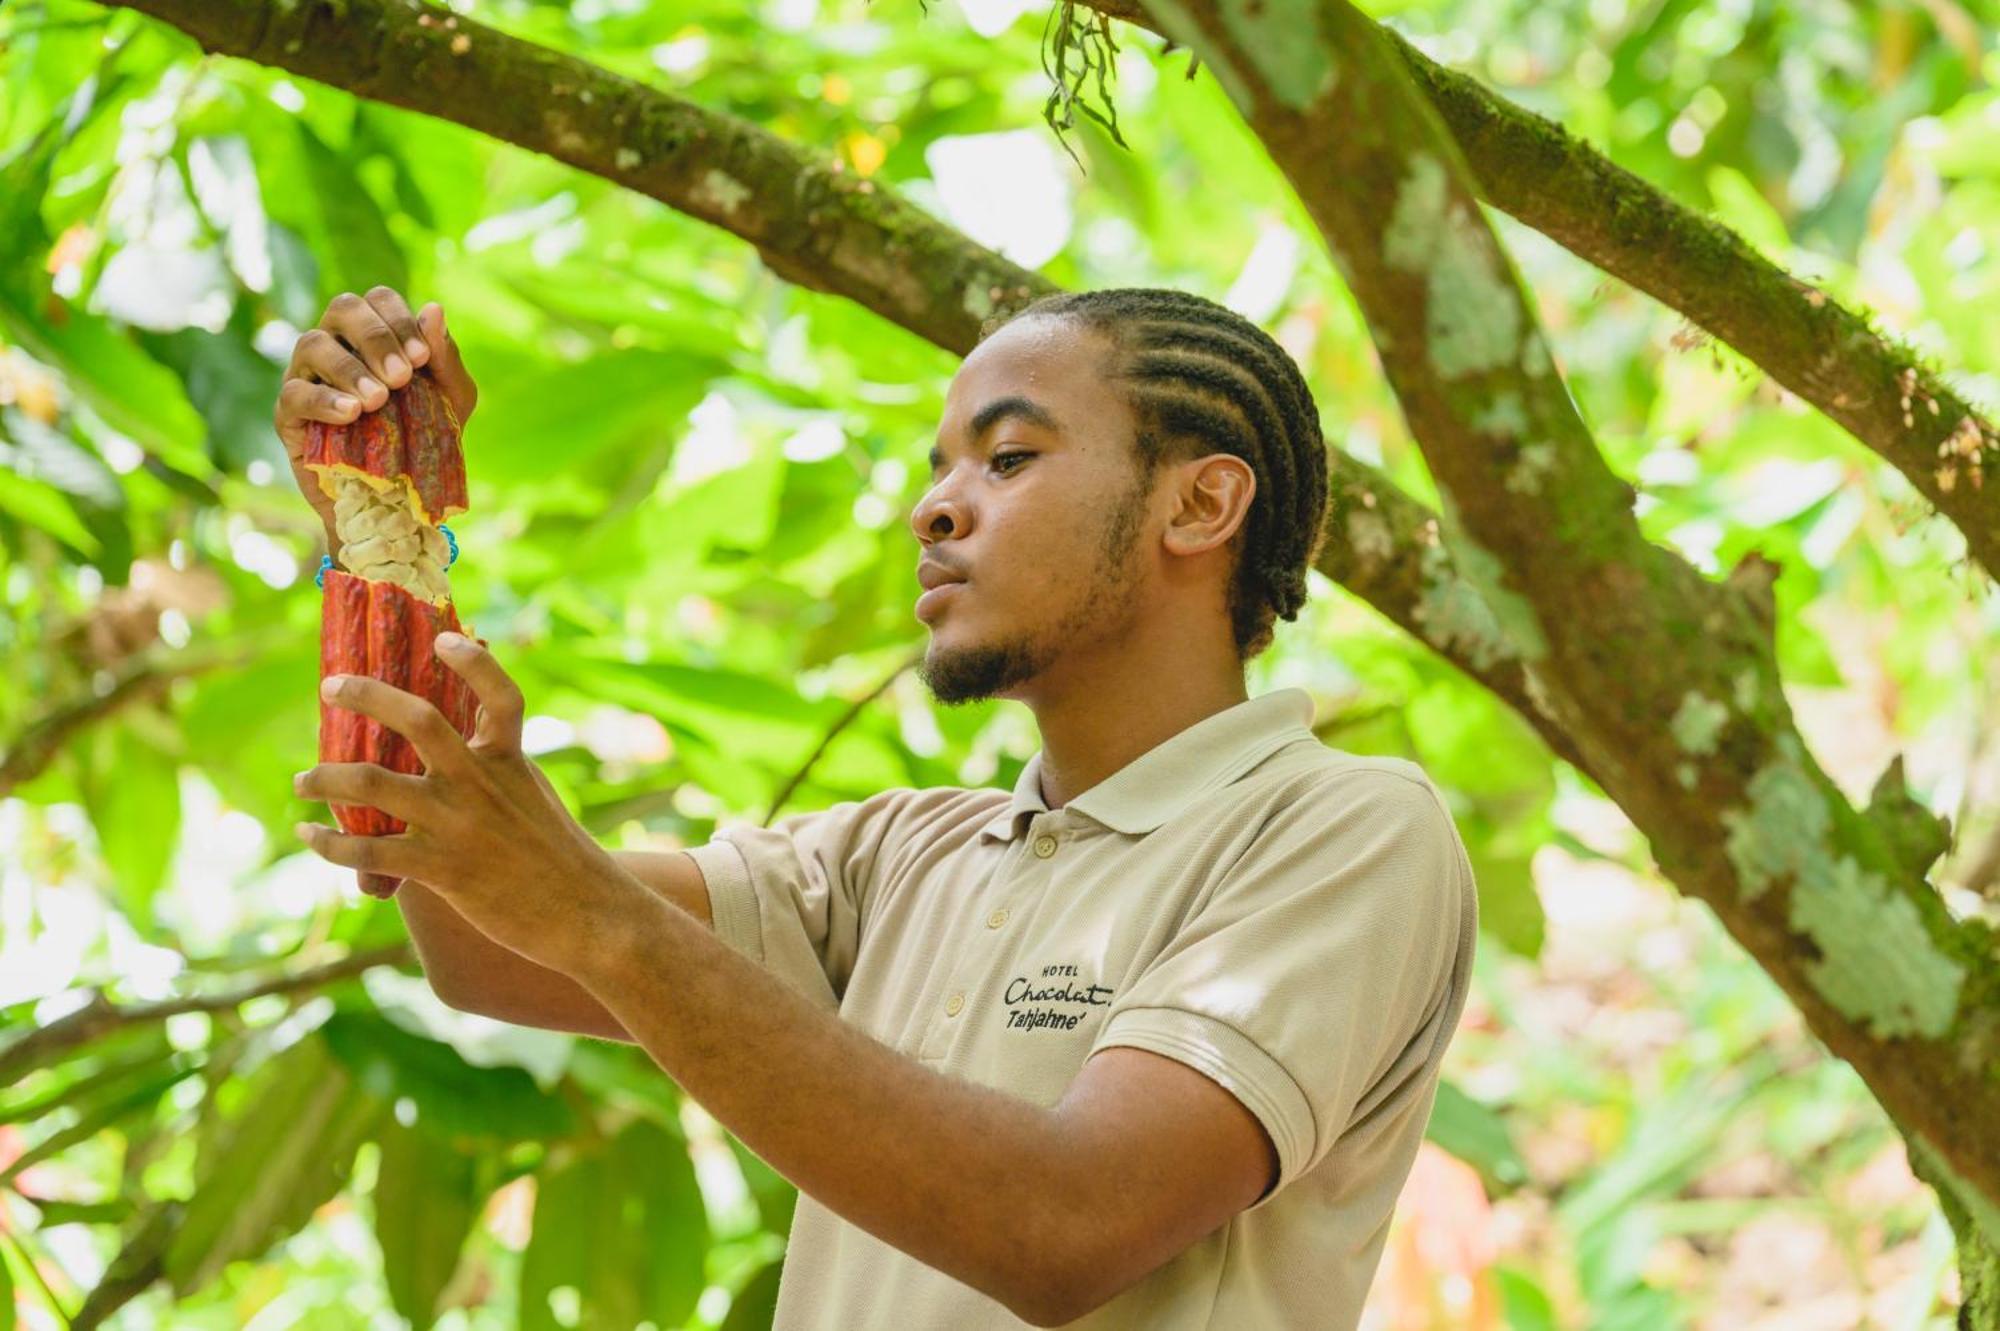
[1134,0,2000,1219]
[101,0,1583,774]
[1082,0,2000,585]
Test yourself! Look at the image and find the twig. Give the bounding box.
[762,649,922,827]
[0,943,413,1087]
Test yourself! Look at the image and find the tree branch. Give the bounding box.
[1136,0,2000,1219]
[111,0,1046,354]
[100,0,1583,768]
[762,648,924,827]
[0,636,262,799]
[1085,0,2000,583]
[0,943,413,1087]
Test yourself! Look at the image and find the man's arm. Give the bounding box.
[571,880,1276,1326]
[413,849,711,1042]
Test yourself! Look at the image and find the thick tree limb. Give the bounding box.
[101,0,1583,769]
[111,0,1991,1221]
[1085,0,2000,583]
[1135,0,2000,1221]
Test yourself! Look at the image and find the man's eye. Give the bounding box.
[993,451,1031,472]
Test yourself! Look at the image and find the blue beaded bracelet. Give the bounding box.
[315,526,458,590]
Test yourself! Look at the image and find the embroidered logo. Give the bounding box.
[1002,962,1115,1032]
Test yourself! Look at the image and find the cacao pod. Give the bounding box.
[307,366,479,899]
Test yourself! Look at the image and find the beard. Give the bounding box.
[916,466,1154,706]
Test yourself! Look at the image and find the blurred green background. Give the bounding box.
[1,0,1996,1325]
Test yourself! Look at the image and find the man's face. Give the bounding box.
[909,315,1159,706]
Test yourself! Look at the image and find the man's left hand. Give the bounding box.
[294,632,639,975]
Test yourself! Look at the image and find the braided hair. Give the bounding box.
[980,288,1330,661]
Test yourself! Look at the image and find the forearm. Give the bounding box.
[573,888,1083,1323]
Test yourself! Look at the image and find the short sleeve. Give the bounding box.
[1086,771,1474,1211]
[680,787,934,1013]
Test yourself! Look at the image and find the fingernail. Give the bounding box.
[321,676,343,699]
[405,337,429,365]
[334,394,359,413]
[358,377,384,400]
[293,771,307,793]
[436,631,465,651]
[385,354,409,382]
[294,822,313,841]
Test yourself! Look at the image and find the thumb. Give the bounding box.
[418,303,477,426]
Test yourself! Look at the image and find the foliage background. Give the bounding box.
[0,0,1996,1325]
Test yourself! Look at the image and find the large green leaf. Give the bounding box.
[163,1031,388,1297]
[78,720,183,932]
[519,1117,710,1331]
[372,1118,497,1331]
[318,1009,577,1147]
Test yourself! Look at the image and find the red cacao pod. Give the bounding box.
[308,367,477,900]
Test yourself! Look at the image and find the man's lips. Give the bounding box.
[915,581,965,621]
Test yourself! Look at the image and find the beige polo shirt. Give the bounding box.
[681,687,1478,1330]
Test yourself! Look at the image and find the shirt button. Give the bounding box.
[987,908,1009,928]
[1032,835,1058,858]
[945,992,965,1017]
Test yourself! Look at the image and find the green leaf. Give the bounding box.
[318,1010,577,1147]
[372,1118,495,1331]
[28,1196,135,1229]
[0,1029,177,1126]
[78,721,183,931]
[0,1061,200,1187]
[0,285,212,477]
[139,303,288,472]
[719,1257,784,1331]
[1423,1078,1526,1192]
[291,118,408,298]
[164,1032,388,1298]
[0,464,100,555]
[470,347,725,486]
[519,1118,710,1331]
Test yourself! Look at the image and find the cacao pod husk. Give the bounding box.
[308,366,477,900]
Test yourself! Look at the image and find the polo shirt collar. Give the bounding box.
[978,688,1318,842]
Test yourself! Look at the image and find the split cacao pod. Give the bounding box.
[306,366,480,900]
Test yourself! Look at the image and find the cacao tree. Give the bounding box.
[1,0,1995,1326]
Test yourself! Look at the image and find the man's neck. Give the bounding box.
[1028,672,1249,810]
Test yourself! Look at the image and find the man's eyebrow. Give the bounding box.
[928,396,1061,472]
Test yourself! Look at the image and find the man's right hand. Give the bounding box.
[275,287,479,540]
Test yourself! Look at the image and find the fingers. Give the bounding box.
[294,820,429,879]
[320,674,471,776]
[362,287,431,375]
[320,295,410,403]
[295,761,438,826]
[288,326,385,416]
[275,374,364,447]
[433,633,523,756]
[416,303,478,427]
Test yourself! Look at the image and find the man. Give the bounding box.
[282,285,1478,1329]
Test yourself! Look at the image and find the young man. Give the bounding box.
[281,286,1478,1329]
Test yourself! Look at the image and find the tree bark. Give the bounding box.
[1135,0,2000,1267]
[98,0,2000,1293]
[1084,0,2000,585]
[100,0,1586,772]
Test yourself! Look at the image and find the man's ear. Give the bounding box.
[1163,453,1256,558]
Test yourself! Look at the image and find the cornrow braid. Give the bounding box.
[981,288,1330,660]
